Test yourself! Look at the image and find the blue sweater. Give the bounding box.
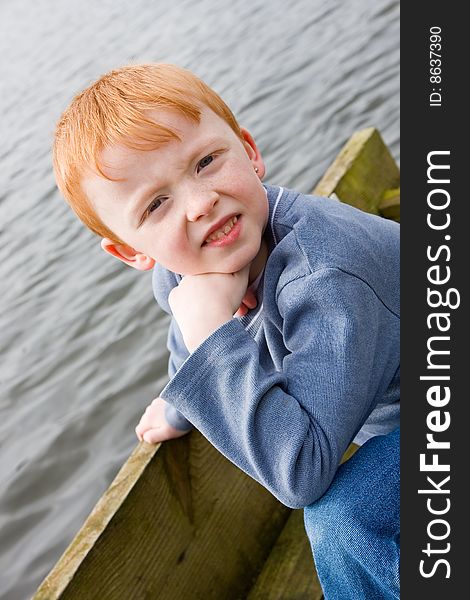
[152,185,400,508]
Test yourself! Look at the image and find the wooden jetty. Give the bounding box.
[33,127,400,600]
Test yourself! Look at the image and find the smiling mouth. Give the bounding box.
[203,215,239,245]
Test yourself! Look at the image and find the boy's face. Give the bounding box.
[81,106,268,276]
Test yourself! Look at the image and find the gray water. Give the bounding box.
[0,1,399,598]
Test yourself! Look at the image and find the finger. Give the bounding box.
[143,428,163,444]
[136,414,152,437]
[242,289,257,308]
[135,424,144,441]
[234,304,248,317]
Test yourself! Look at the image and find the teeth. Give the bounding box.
[205,216,238,243]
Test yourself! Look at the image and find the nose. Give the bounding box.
[185,187,219,222]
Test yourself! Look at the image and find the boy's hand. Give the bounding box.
[169,264,252,351]
[135,397,191,444]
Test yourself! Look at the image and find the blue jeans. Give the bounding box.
[304,428,400,599]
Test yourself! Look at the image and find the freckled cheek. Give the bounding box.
[219,161,253,192]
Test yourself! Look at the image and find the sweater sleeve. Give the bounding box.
[152,265,193,431]
[160,268,399,507]
[164,318,194,431]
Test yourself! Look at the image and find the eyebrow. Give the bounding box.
[128,135,227,226]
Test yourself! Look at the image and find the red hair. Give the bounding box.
[53,63,243,243]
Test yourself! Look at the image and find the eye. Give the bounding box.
[140,196,167,225]
[197,154,214,172]
[147,197,164,213]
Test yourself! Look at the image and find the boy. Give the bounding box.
[53,63,400,599]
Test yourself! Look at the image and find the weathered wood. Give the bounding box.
[247,510,323,600]
[313,127,400,215]
[34,432,290,599]
[246,443,359,600]
[379,187,400,221]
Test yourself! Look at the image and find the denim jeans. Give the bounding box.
[304,428,400,599]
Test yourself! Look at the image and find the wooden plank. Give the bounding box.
[33,431,290,600]
[313,128,400,214]
[247,510,323,600]
[246,444,359,600]
[379,187,400,221]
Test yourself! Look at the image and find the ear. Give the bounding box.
[240,127,266,179]
[100,238,156,271]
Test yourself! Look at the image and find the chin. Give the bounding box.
[223,253,255,274]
